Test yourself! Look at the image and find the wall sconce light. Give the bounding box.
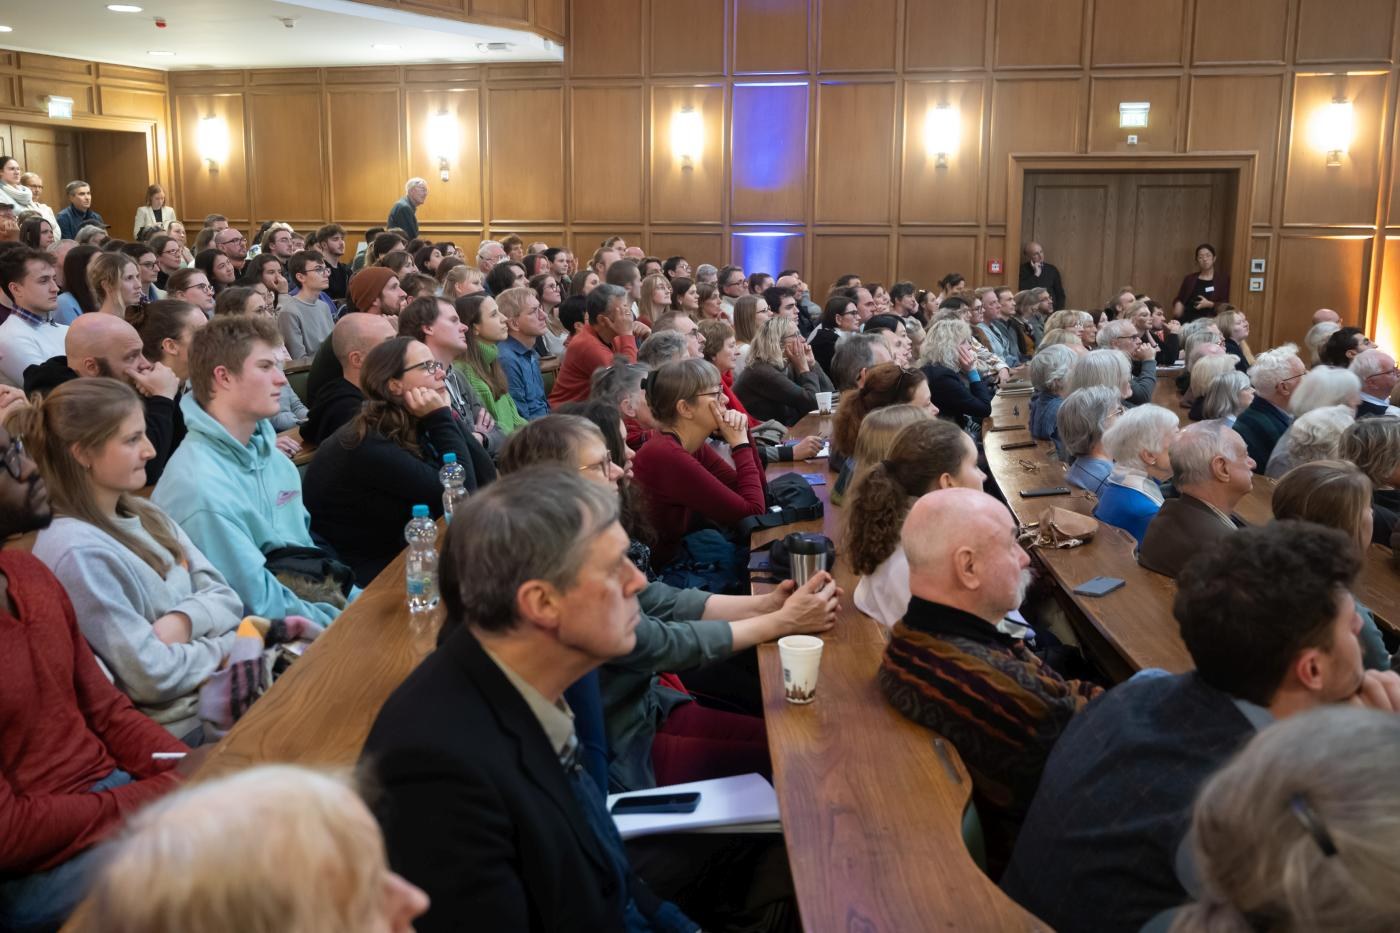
[923,103,959,168]
[672,106,703,170]
[197,115,228,170]
[1118,101,1150,129]
[427,109,456,182]
[1313,97,1353,168]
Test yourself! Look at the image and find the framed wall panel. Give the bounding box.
[734,0,808,74]
[994,0,1085,69]
[732,230,804,277]
[651,0,725,75]
[1273,234,1372,346]
[1295,0,1395,63]
[896,234,979,290]
[248,91,325,222]
[174,93,250,225]
[570,86,645,223]
[905,0,986,71]
[1192,0,1288,64]
[1092,0,1185,66]
[568,0,644,77]
[815,81,896,224]
[818,0,897,73]
[988,78,1085,222]
[488,86,565,223]
[812,233,891,295]
[650,84,725,223]
[406,88,482,225]
[1282,72,1388,227]
[1088,76,1181,152]
[327,88,401,222]
[1187,74,1284,225]
[642,230,724,266]
[731,82,808,223]
[900,80,984,225]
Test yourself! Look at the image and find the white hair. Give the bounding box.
[1291,366,1362,417]
[405,177,427,194]
[1248,342,1301,394]
[1057,385,1121,458]
[1282,405,1355,467]
[1304,322,1341,366]
[1030,344,1077,395]
[919,319,972,370]
[1202,370,1252,420]
[1068,348,1131,396]
[1170,419,1238,486]
[1095,318,1137,348]
[1102,403,1179,462]
[1190,353,1241,397]
[1350,347,1395,382]
[476,239,503,262]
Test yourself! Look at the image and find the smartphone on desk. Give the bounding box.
[610,792,702,815]
[1073,576,1126,597]
[1001,440,1038,451]
[1020,486,1070,498]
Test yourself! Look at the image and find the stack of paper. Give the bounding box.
[607,773,782,840]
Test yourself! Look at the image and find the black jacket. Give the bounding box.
[303,376,363,446]
[809,327,840,377]
[303,408,494,585]
[362,626,648,933]
[1018,261,1066,311]
[922,363,994,429]
[733,360,832,427]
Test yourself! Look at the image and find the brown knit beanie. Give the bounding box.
[348,266,394,312]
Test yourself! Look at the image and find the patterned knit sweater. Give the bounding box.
[878,597,1102,837]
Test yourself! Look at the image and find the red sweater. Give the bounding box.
[0,551,184,874]
[548,323,638,406]
[721,370,757,427]
[632,433,767,565]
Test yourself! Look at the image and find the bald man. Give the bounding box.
[878,488,1102,858]
[64,313,183,484]
[303,312,396,445]
[1313,307,1341,325]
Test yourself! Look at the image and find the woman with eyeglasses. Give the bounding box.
[632,358,768,568]
[529,272,567,357]
[1059,386,1126,495]
[150,234,185,289]
[304,336,494,585]
[810,294,861,378]
[165,267,216,317]
[733,316,834,427]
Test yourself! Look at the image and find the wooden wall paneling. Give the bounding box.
[1021,173,1116,309]
[994,0,1085,68]
[0,78,15,109]
[988,78,1086,222]
[733,0,809,74]
[571,228,646,258]
[472,0,531,20]
[814,81,896,224]
[568,0,643,77]
[1092,0,1185,66]
[248,70,321,87]
[19,77,94,115]
[650,84,725,223]
[247,92,326,223]
[81,131,151,232]
[642,231,724,266]
[570,85,645,223]
[1187,74,1285,224]
[327,88,402,222]
[1295,0,1396,63]
[95,63,168,87]
[818,0,897,73]
[731,231,804,276]
[1124,172,1232,307]
[15,53,93,77]
[536,0,567,37]
[1088,76,1182,152]
[1242,233,1273,337]
[1375,236,1400,349]
[896,234,979,290]
[1283,72,1388,227]
[406,88,483,225]
[904,0,986,71]
[985,234,1007,284]
[174,93,250,225]
[812,233,891,295]
[651,0,726,76]
[98,86,171,186]
[12,124,80,220]
[1192,0,1289,64]
[900,80,984,225]
[1273,234,1372,345]
[488,86,565,223]
[400,0,468,12]
[731,82,808,223]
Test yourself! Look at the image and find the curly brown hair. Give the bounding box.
[845,418,972,575]
[831,363,926,458]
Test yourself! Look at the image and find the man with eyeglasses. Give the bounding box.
[214,227,249,276]
[1350,347,1400,418]
[1233,342,1305,472]
[549,284,639,407]
[278,250,336,362]
[1098,319,1157,406]
[0,422,192,932]
[716,264,744,316]
[0,247,64,388]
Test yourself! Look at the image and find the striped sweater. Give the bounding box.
[878,597,1102,838]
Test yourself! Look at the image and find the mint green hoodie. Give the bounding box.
[152,394,343,627]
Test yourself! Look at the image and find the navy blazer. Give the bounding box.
[922,363,994,430]
[1230,394,1291,474]
[1357,398,1391,419]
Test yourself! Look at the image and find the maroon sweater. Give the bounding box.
[0,551,184,874]
[631,433,767,565]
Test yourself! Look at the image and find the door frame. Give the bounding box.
[1006,152,1257,313]
[0,108,159,187]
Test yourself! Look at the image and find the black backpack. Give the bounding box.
[736,472,824,537]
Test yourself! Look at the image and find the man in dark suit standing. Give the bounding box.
[1138,422,1252,578]
[1001,522,1400,933]
[360,467,694,933]
[1017,241,1066,312]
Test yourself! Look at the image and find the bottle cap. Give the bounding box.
[412,504,429,518]
[443,453,457,463]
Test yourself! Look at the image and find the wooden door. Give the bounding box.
[0,122,83,219]
[81,130,151,237]
[1022,170,1234,313]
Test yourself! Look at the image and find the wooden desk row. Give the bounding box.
[754,414,1047,931]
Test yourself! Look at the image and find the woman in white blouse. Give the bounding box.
[133,183,179,237]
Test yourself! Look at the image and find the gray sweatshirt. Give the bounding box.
[277,293,335,362]
[32,512,244,738]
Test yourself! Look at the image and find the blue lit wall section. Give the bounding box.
[732,230,803,277]
[732,82,808,222]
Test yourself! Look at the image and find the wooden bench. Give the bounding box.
[752,415,1048,931]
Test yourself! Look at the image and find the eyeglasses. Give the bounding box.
[578,453,614,478]
[1277,372,1305,387]
[402,359,446,376]
[3,436,27,481]
[692,388,725,402]
[218,235,247,246]
[190,282,214,292]
[138,259,159,270]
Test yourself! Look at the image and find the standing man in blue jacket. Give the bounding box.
[387,177,427,241]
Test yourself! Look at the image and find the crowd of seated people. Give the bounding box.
[6,177,1400,933]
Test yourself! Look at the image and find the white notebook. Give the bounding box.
[607,773,782,840]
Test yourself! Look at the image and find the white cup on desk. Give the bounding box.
[778,634,824,704]
[815,391,833,414]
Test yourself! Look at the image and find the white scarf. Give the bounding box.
[0,182,33,208]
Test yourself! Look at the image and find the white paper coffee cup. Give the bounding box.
[778,634,824,704]
[815,391,833,413]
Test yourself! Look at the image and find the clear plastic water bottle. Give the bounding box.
[404,504,439,618]
[439,452,467,524]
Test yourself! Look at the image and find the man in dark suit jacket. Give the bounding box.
[360,468,694,933]
[1351,348,1400,419]
[1002,522,1398,933]
[1231,344,1305,472]
[1017,241,1066,311]
[1139,422,1252,578]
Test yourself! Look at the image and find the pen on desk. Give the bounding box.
[933,738,962,785]
[151,752,187,760]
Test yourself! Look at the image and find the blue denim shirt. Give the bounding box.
[498,335,550,420]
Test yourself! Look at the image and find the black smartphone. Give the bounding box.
[1020,486,1070,498]
[987,424,1021,433]
[1073,576,1126,597]
[610,792,702,815]
[1001,440,1038,451]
